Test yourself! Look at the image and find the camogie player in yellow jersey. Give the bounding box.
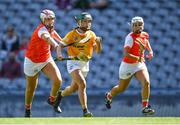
[54,12,102,117]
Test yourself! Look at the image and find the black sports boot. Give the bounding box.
[47,97,62,113]
[53,90,63,112]
[83,109,93,117]
[83,111,93,117]
[105,92,112,109]
[25,109,32,117]
[142,105,155,115]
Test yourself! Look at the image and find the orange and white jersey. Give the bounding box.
[62,29,96,58]
[25,23,62,63]
[123,32,149,63]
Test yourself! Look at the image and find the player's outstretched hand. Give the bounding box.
[96,36,102,43]
[95,36,102,54]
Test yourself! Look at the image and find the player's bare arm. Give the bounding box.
[146,41,153,60]
[41,33,59,48]
[41,33,63,60]
[53,30,67,47]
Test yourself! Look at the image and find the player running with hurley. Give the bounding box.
[24,9,63,117]
[105,16,155,115]
[53,12,102,117]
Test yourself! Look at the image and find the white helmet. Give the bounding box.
[131,16,144,25]
[40,9,55,23]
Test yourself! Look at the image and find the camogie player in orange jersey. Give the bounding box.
[53,12,102,117]
[24,9,64,117]
[105,16,155,115]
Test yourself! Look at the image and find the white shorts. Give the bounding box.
[67,60,89,77]
[119,61,147,79]
[24,57,53,76]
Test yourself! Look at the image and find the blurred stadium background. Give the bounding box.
[0,0,180,117]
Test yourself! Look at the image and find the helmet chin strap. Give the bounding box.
[43,22,54,31]
[46,25,54,29]
[132,27,143,34]
[133,29,143,34]
[79,27,90,32]
[77,20,91,32]
[135,31,141,34]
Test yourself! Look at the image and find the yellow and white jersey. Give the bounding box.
[62,29,96,58]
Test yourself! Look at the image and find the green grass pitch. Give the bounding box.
[0,117,180,125]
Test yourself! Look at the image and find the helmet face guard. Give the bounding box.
[40,9,55,30]
[130,16,144,33]
[75,12,92,31]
